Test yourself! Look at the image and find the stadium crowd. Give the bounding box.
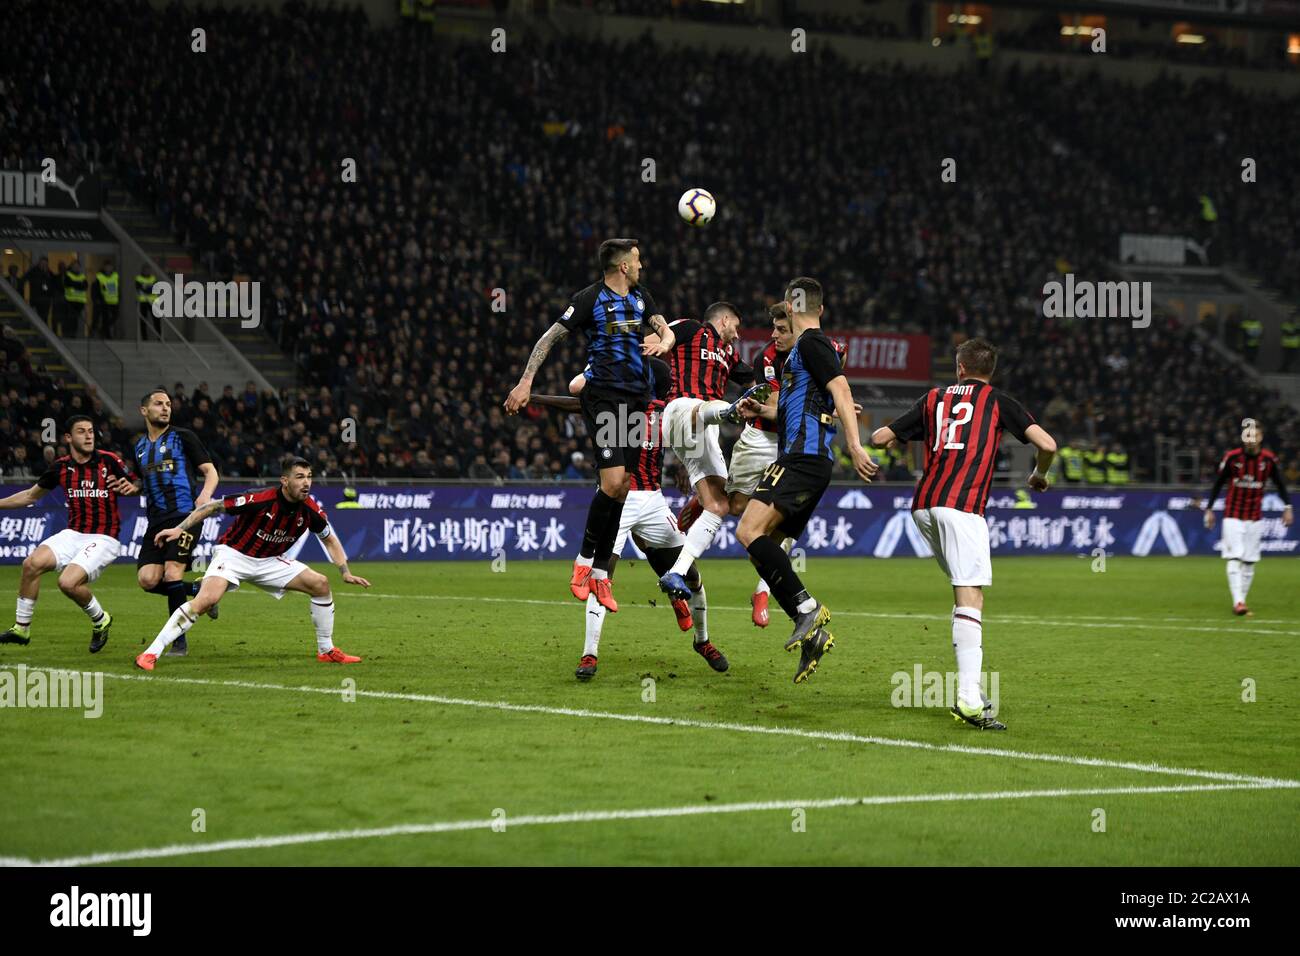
[1,0,1297,484]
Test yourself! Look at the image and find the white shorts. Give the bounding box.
[725,425,780,497]
[662,396,727,488]
[1221,517,1263,563]
[614,489,686,555]
[203,544,310,600]
[40,529,120,581]
[911,507,992,587]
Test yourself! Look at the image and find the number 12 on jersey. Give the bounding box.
[934,399,973,451]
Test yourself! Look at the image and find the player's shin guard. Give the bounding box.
[669,511,723,576]
[310,597,335,654]
[952,606,983,709]
[746,535,804,619]
[689,586,708,645]
[590,492,625,572]
[16,596,36,628]
[581,490,616,564]
[584,593,607,657]
[164,580,189,615]
[1239,561,1256,602]
[146,602,198,656]
[1226,559,1243,605]
[696,400,732,427]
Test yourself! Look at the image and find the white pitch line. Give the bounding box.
[8,665,1299,790]
[336,592,1300,637]
[3,782,1289,868]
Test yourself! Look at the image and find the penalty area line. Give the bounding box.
[7,664,1300,791]
[2,782,1289,867]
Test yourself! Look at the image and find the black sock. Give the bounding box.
[165,580,189,616]
[747,536,805,620]
[592,494,625,572]
[188,581,201,597]
[580,490,614,561]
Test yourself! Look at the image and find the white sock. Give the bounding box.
[575,554,593,568]
[754,576,770,595]
[590,567,608,580]
[146,603,197,656]
[1226,559,1243,604]
[952,606,984,709]
[1239,562,1256,602]
[690,586,708,645]
[696,400,732,426]
[670,511,723,575]
[796,595,817,614]
[80,596,106,623]
[584,593,606,657]
[311,598,335,653]
[16,596,36,626]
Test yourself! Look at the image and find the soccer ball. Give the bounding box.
[677,188,716,227]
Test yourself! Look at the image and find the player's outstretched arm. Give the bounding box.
[641,314,675,357]
[506,321,569,414]
[869,425,898,449]
[529,394,582,412]
[0,483,49,509]
[1024,424,1057,491]
[827,376,877,484]
[195,462,219,508]
[323,531,370,588]
[155,498,226,546]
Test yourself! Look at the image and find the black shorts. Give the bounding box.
[579,383,649,471]
[136,518,197,570]
[751,453,833,539]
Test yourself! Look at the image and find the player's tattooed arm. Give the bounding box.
[154,499,225,545]
[506,322,569,414]
[324,533,371,588]
[0,483,50,509]
[642,314,674,357]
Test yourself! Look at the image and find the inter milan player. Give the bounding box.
[1203,418,1292,616]
[136,458,369,671]
[652,301,769,604]
[505,239,675,615]
[132,388,220,655]
[735,277,878,683]
[0,416,135,652]
[872,338,1057,730]
[530,359,728,680]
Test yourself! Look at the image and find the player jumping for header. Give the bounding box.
[135,457,370,670]
[871,338,1057,731]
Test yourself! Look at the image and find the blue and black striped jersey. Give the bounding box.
[778,329,844,458]
[132,426,211,521]
[557,281,658,398]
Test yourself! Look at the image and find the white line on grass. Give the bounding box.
[337,592,1300,637]
[2,782,1289,867]
[8,665,1299,790]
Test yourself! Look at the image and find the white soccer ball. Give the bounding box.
[677,187,716,227]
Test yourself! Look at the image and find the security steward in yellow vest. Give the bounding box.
[1058,444,1085,483]
[1240,316,1262,364]
[1105,448,1129,485]
[1084,447,1107,485]
[93,262,120,339]
[136,270,160,338]
[62,260,88,337]
[1281,316,1300,373]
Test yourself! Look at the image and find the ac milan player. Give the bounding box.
[653,301,769,603]
[135,458,370,670]
[1202,418,1293,616]
[0,416,135,653]
[530,360,728,680]
[872,338,1056,730]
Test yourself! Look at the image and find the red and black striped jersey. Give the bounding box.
[889,381,1036,516]
[627,399,667,492]
[218,488,330,558]
[37,450,135,537]
[665,318,748,402]
[748,340,787,435]
[1210,447,1285,521]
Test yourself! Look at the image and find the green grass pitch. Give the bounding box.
[1,555,1297,866]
